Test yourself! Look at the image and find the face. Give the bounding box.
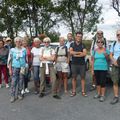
[116,30,120,41]
[44,41,50,47]
[97,31,103,39]
[34,41,40,47]
[15,40,22,47]
[97,40,104,48]
[0,41,4,48]
[59,38,65,46]
[67,33,73,41]
[6,40,12,45]
[75,33,83,42]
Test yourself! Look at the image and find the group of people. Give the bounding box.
[0,30,120,105]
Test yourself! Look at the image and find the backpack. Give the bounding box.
[56,46,68,57]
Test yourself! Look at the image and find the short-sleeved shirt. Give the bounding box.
[0,47,9,65]
[40,46,55,63]
[66,41,74,50]
[70,42,86,65]
[31,47,41,66]
[9,47,27,68]
[110,41,120,60]
[92,49,110,70]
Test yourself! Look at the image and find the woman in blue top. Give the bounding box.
[91,39,110,102]
[8,37,27,103]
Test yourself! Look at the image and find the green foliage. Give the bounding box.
[83,40,92,52]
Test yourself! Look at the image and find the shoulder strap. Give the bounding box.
[56,46,59,56]
[65,46,68,57]
[104,38,107,48]
[113,41,116,53]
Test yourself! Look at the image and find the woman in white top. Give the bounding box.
[31,38,41,94]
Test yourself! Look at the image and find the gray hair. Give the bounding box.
[33,37,40,42]
[43,37,51,42]
[14,37,23,42]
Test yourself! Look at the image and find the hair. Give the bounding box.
[14,37,22,42]
[67,33,72,36]
[59,37,65,41]
[33,37,40,42]
[0,40,4,45]
[76,32,83,36]
[43,37,51,43]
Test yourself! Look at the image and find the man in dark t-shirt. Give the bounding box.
[69,32,87,97]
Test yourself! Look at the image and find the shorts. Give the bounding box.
[55,62,69,73]
[71,64,86,78]
[111,65,120,84]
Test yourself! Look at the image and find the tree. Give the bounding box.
[56,0,102,35]
[112,0,120,16]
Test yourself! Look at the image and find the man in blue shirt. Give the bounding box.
[110,30,120,105]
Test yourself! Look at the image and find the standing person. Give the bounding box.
[21,39,32,94]
[90,30,107,91]
[55,37,69,93]
[0,39,9,88]
[4,37,13,50]
[66,33,74,77]
[31,37,41,94]
[91,39,110,102]
[39,37,61,99]
[110,30,120,105]
[70,32,87,97]
[7,37,27,103]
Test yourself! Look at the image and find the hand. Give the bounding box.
[9,69,13,76]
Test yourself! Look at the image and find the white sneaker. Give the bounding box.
[0,84,2,88]
[25,88,30,93]
[21,89,25,94]
[6,84,9,88]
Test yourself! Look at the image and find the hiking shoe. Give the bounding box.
[18,95,23,100]
[6,84,9,88]
[110,97,119,105]
[94,94,101,99]
[53,95,61,99]
[99,96,105,102]
[21,89,25,95]
[39,93,44,98]
[10,97,15,103]
[25,88,30,93]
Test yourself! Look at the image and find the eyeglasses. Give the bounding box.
[117,34,120,36]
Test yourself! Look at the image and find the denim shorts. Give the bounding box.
[33,66,40,81]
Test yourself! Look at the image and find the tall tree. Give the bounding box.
[56,0,102,35]
[112,0,120,16]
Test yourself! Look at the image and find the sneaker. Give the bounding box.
[25,88,30,93]
[10,96,15,103]
[110,97,119,105]
[90,85,96,91]
[21,89,25,95]
[39,93,44,98]
[99,96,105,102]
[18,95,23,100]
[53,95,61,99]
[6,84,9,88]
[0,84,2,88]
[94,94,101,99]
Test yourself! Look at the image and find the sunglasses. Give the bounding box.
[117,34,120,36]
[44,41,50,43]
[97,33,103,35]
[97,41,104,44]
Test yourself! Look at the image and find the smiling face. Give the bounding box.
[97,39,104,48]
[96,30,103,39]
[75,33,83,43]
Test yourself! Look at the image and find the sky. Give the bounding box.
[59,0,120,40]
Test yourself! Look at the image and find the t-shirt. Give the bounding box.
[70,42,86,65]
[110,41,120,60]
[9,47,27,68]
[0,47,9,65]
[31,47,41,66]
[92,49,110,70]
[40,46,55,63]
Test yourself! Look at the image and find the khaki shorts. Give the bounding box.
[111,65,120,84]
[55,62,69,73]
